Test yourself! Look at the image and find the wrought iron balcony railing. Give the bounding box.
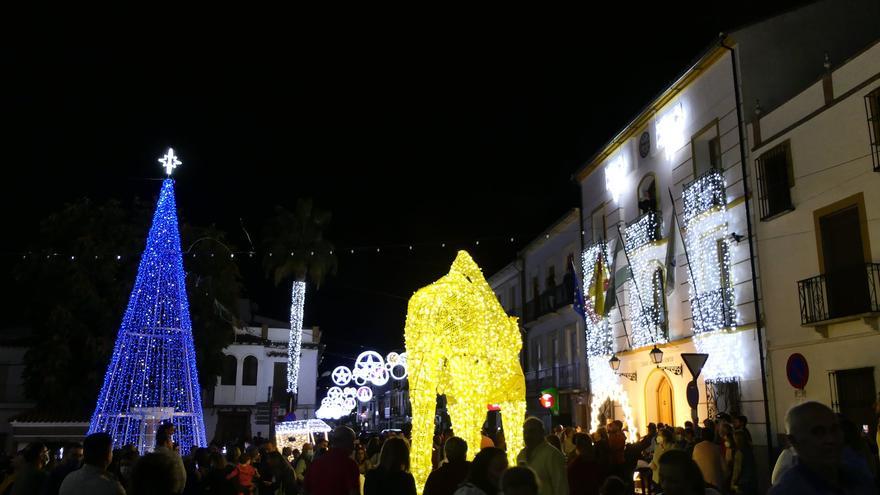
[525,362,583,393]
[523,280,574,323]
[798,263,880,326]
[682,169,726,227]
[691,286,737,333]
[624,210,662,252]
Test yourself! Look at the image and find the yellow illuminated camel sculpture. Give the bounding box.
[405,251,526,491]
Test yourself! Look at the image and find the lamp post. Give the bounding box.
[649,346,683,375]
[608,354,637,382]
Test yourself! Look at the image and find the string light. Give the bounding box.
[88,178,207,454]
[287,281,306,393]
[682,170,742,380]
[581,243,614,357]
[275,419,331,453]
[624,211,668,348]
[588,357,638,442]
[404,251,526,491]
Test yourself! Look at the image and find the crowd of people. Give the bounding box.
[0,401,876,494]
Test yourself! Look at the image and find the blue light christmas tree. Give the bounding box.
[89,149,206,453]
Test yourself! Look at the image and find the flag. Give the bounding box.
[603,238,629,316]
[665,211,678,295]
[571,257,587,320]
[589,253,609,316]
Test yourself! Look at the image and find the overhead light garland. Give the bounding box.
[89,150,206,454]
[404,251,526,492]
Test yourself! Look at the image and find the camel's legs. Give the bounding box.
[409,375,438,493]
[445,395,486,465]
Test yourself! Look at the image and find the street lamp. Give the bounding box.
[649,346,683,375]
[608,354,637,382]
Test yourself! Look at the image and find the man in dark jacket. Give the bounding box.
[423,436,470,495]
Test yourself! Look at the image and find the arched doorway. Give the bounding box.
[656,375,674,426]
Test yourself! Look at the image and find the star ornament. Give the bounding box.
[159,148,182,176]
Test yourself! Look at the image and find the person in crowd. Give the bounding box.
[691,427,723,490]
[770,401,875,494]
[266,451,298,495]
[365,438,381,470]
[424,436,469,495]
[770,445,796,486]
[590,428,611,476]
[839,414,879,477]
[313,439,329,460]
[560,428,576,460]
[682,429,697,457]
[606,421,626,474]
[657,449,720,495]
[184,447,211,495]
[281,447,293,463]
[598,476,627,495]
[354,444,371,476]
[639,423,658,459]
[517,418,568,495]
[154,423,187,494]
[454,447,507,495]
[649,428,678,485]
[730,430,756,495]
[11,442,49,495]
[716,422,734,488]
[129,452,179,495]
[731,416,751,444]
[567,433,601,495]
[363,437,416,495]
[206,452,237,495]
[501,466,540,495]
[227,451,259,495]
[302,426,359,495]
[44,443,83,495]
[545,435,562,453]
[58,433,123,495]
[293,443,313,483]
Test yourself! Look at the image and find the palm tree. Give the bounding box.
[263,199,337,408]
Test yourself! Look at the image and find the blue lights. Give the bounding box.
[88,179,207,453]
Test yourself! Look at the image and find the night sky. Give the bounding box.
[3,3,810,371]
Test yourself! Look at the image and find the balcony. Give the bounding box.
[624,210,662,252]
[691,287,736,333]
[525,363,582,394]
[797,263,880,335]
[523,281,574,323]
[682,169,726,227]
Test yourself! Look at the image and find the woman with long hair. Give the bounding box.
[454,447,508,495]
[363,437,416,495]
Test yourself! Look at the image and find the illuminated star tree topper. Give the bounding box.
[159,148,182,176]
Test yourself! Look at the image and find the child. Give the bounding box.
[227,451,260,495]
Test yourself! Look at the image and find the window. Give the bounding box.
[551,336,558,369]
[242,356,258,386]
[509,286,517,312]
[536,341,543,371]
[547,266,557,289]
[691,120,721,177]
[637,174,659,215]
[569,328,578,364]
[866,88,880,171]
[221,355,237,386]
[591,205,607,244]
[756,141,795,220]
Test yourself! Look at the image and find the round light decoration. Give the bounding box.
[356,386,373,403]
[331,366,353,386]
[315,351,409,420]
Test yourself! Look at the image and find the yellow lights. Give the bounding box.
[404,251,526,492]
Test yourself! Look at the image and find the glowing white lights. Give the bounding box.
[623,212,669,347]
[331,366,353,386]
[605,155,628,203]
[356,386,373,403]
[588,357,638,442]
[275,419,332,452]
[681,169,743,381]
[656,102,686,161]
[582,242,615,357]
[287,281,306,393]
[316,351,407,419]
[158,148,182,176]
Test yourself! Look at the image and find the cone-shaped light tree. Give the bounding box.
[262,200,337,402]
[88,149,206,453]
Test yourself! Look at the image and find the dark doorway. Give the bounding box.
[272,362,287,403]
[820,205,869,318]
[834,367,877,443]
[213,411,251,446]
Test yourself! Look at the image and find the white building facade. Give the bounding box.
[749,40,880,444]
[574,42,767,449]
[204,320,322,444]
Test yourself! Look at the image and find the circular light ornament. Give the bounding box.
[385,352,401,367]
[355,351,385,374]
[389,363,408,380]
[332,366,353,386]
[327,387,343,399]
[356,386,373,402]
[370,366,390,386]
[343,397,357,410]
[343,387,358,398]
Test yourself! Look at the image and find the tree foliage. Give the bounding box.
[262,199,338,287]
[14,198,241,415]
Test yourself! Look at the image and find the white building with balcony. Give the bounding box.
[748,39,880,445]
[204,315,322,445]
